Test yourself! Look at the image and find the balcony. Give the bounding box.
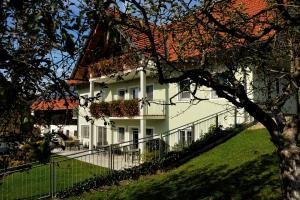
[89,99,165,120]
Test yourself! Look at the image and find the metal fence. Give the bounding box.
[0,107,252,199]
[0,149,111,199]
[109,107,252,170]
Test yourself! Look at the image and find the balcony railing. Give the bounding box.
[144,100,165,117]
[89,99,165,119]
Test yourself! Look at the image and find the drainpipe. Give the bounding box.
[138,66,146,155]
[89,75,94,152]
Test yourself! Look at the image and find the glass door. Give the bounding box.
[131,128,139,149]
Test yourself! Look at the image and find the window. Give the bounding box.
[146,128,155,151]
[81,125,89,138]
[211,90,219,99]
[187,131,193,145]
[178,80,190,100]
[129,87,140,99]
[74,130,78,138]
[131,128,139,149]
[178,128,194,146]
[146,128,154,139]
[97,126,107,146]
[118,127,125,142]
[179,130,186,145]
[66,130,70,137]
[118,89,126,100]
[146,85,153,100]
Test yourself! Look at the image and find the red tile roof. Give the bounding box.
[66,79,85,85]
[31,99,78,111]
[71,0,271,80]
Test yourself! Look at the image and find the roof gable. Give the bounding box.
[71,0,270,80]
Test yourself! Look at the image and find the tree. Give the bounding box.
[0,0,88,163]
[81,0,300,199]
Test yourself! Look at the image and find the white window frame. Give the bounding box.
[178,80,191,101]
[177,128,193,145]
[117,88,126,100]
[146,84,154,101]
[97,126,107,146]
[146,128,154,139]
[81,125,89,139]
[129,86,140,99]
[74,130,78,138]
[129,126,139,149]
[117,126,125,142]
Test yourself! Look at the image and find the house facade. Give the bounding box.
[71,0,297,152]
[75,67,250,151]
[31,99,79,139]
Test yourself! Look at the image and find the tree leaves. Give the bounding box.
[40,11,56,42]
[62,28,75,56]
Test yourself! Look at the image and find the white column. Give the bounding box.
[139,67,146,153]
[89,77,94,151]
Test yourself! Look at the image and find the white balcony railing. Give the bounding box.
[106,99,165,119]
[144,100,165,116]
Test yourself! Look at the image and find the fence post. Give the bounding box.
[109,144,113,170]
[215,114,219,128]
[234,108,237,127]
[50,158,55,198]
[50,159,52,198]
[191,123,195,143]
[159,133,163,159]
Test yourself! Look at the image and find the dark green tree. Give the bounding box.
[0,0,89,163]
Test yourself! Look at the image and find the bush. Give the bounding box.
[141,151,159,162]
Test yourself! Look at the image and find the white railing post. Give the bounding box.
[89,75,94,152]
[139,67,146,154]
[234,108,237,127]
[159,133,163,158]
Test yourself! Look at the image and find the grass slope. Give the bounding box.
[0,155,108,200]
[71,129,282,200]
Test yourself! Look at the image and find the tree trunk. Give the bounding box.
[277,116,300,200]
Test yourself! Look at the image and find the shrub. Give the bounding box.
[141,151,159,162]
[89,102,110,119]
[121,99,139,117]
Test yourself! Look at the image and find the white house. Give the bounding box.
[69,1,297,153]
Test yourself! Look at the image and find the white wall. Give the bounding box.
[40,125,78,139]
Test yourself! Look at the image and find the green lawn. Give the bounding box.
[0,155,108,200]
[70,129,282,200]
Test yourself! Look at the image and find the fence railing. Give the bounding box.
[0,149,111,199]
[145,100,165,116]
[108,107,252,170]
[0,107,252,199]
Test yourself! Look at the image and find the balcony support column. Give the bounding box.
[139,67,146,154]
[89,76,95,152]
